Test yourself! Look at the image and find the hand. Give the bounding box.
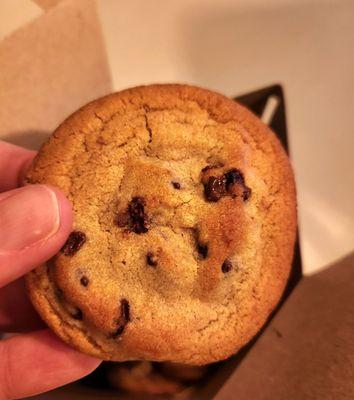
[0,141,101,400]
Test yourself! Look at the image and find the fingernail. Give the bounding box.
[0,185,60,253]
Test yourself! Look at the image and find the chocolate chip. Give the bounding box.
[146,252,158,267]
[111,299,130,338]
[202,167,251,202]
[129,197,149,234]
[197,243,208,259]
[113,325,125,337]
[204,176,227,202]
[242,186,252,201]
[61,231,86,256]
[80,276,89,287]
[222,259,233,273]
[192,228,209,259]
[121,299,130,321]
[225,169,252,200]
[115,197,149,234]
[225,169,244,188]
[172,181,181,189]
[122,260,126,265]
[72,308,83,320]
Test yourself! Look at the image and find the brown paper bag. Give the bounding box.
[0,0,111,150]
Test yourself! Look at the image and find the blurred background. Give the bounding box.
[1,0,353,277]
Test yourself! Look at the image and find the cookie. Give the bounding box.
[106,361,207,395]
[107,361,183,395]
[157,362,208,383]
[25,84,296,365]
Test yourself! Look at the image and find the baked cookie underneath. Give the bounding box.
[26,84,296,365]
[106,362,184,395]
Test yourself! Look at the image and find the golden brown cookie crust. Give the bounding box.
[26,84,296,365]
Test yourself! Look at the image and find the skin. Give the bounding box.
[0,141,101,400]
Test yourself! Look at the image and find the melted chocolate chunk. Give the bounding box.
[225,169,252,200]
[72,308,83,320]
[80,276,89,287]
[111,299,130,338]
[242,186,252,201]
[193,228,209,259]
[121,299,130,320]
[202,168,251,202]
[172,181,181,189]
[61,231,86,256]
[204,176,227,202]
[128,197,148,234]
[221,259,233,273]
[197,243,208,259]
[225,169,245,188]
[113,325,125,337]
[146,252,158,267]
[115,197,149,234]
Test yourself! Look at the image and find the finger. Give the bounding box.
[0,330,101,400]
[0,141,36,192]
[0,278,45,332]
[0,185,73,288]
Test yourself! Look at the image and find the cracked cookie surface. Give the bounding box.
[25,84,296,365]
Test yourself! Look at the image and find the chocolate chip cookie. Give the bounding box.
[26,84,296,365]
[107,362,184,395]
[106,361,208,395]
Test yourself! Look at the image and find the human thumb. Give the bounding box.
[0,184,73,288]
